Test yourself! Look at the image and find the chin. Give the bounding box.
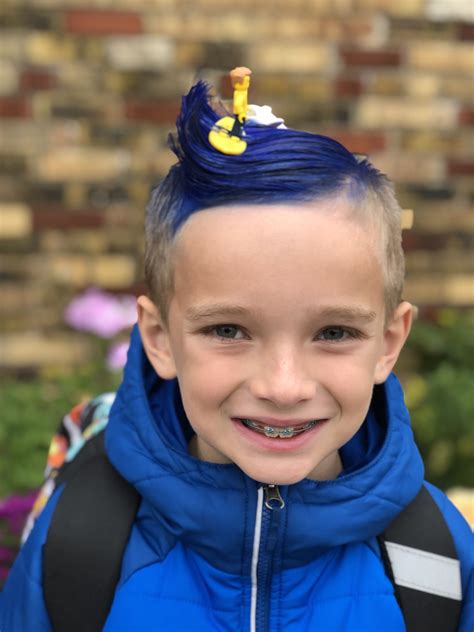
[240,463,309,486]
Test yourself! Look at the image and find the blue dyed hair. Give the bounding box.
[145,81,404,319]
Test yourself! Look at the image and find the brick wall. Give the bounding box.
[0,1,473,371]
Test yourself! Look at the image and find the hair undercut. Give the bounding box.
[144,82,405,323]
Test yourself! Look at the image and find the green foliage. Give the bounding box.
[402,309,474,490]
[0,361,121,498]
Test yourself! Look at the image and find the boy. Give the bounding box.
[1,73,472,631]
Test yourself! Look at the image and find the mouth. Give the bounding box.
[235,418,323,439]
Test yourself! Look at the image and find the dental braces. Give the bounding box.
[242,419,317,439]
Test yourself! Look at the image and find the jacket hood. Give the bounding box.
[105,325,424,573]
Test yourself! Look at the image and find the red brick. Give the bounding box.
[334,77,363,97]
[340,48,402,67]
[32,208,104,231]
[323,130,387,154]
[402,232,449,253]
[125,100,180,124]
[219,75,234,100]
[65,10,142,35]
[20,69,57,91]
[459,107,474,126]
[456,22,474,41]
[0,97,31,118]
[447,159,474,176]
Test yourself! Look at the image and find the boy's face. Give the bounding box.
[139,198,412,485]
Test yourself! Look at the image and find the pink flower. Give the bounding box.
[106,341,130,371]
[64,288,137,338]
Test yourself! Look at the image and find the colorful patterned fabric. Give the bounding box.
[21,393,115,544]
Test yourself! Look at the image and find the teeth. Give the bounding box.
[264,426,295,438]
[241,419,316,438]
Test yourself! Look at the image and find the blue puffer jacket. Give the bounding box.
[1,326,473,631]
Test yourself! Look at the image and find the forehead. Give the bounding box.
[170,199,385,316]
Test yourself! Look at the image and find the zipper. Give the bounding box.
[250,484,285,632]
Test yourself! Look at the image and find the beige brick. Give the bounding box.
[145,14,183,37]
[0,332,93,369]
[32,147,131,182]
[249,42,334,74]
[400,130,474,155]
[44,253,135,287]
[404,73,441,99]
[404,274,474,306]
[131,149,176,177]
[0,61,19,96]
[370,74,404,96]
[106,35,174,71]
[57,63,103,91]
[355,97,458,130]
[26,32,77,64]
[406,251,474,273]
[0,284,47,315]
[64,183,88,208]
[203,13,253,41]
[401,209,414,230]
[0,31,27,62]
[442,77,474,100]
[370,152,445,183]
[356,0,425,16]
[39,230,109,254]
[0,203,32,239]
[256,76,332,101]
[408,42,474,74]
[175,42,206,67]
[93,255,136,287]
[48,255,90,285]
[426,0,474,21]
[413,207,474,234]
[0,121,85,155]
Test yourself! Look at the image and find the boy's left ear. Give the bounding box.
[374,301,413,384]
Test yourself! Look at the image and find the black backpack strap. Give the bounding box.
[43,431,140,632]
[378,485,462,632]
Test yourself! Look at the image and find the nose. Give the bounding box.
[249,344,316,408]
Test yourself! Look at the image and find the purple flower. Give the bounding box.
[106,340,130,371]
[0,547,14,564]
[0,566,10,583]
[64,288,137,338]
[0,492,36,534]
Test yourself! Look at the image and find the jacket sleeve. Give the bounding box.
[0,488,63,632]
[425,482,474,632]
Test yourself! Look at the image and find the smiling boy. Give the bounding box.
[138,200,411,486]
[1,78,472,632]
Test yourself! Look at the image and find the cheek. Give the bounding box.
[323,358,378,415]
[177,361,235,418]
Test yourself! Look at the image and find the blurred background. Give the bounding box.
[0,0,473,580]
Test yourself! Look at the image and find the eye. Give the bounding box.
[213,325,245,340]
[317,327,353,342]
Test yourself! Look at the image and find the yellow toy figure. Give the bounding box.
[208,66,252,155]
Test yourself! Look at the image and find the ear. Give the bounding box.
[136,295,177,380]
[374,301,413,384]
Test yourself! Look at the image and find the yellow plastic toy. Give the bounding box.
[208,67,252,156]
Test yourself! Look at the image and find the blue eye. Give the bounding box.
[318,327,348,341]
[215,325,242,339]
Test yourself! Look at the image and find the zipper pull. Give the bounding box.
[263,484,285,510]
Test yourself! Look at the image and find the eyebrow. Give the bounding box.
[184,304,251,322]
[184,303,377,323]
[315,306,377,323]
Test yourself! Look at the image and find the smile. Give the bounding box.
[239,418,318,439]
